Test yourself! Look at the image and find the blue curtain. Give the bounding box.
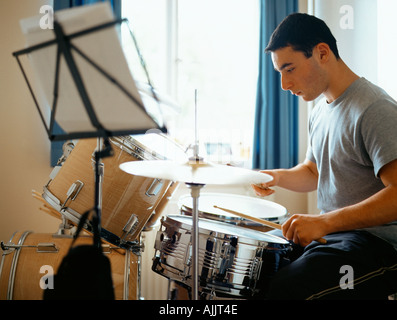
[50,0,121,166]
[54,0,121,19]
[252,0,298,170]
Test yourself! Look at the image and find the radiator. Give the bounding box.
[138,187,183,300]
[139,229,169,300]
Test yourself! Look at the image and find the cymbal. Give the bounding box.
[119,159,273,185]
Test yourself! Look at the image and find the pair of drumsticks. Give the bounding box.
[214,205,327,244]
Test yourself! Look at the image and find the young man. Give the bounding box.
[253,13,397,299]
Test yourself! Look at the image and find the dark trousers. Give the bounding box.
[265,230,397,300]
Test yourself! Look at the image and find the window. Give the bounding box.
[121,0,259,167]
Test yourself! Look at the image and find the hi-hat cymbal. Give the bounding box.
[119,159,273,185]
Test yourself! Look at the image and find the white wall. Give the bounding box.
[312,0,397,92]
[377,0,397,100]
[313,0,378,84]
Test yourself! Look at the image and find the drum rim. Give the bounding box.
[163,214,289,245]
[177,192,288,220]
[110,133,187,162]
[179,206,283,224]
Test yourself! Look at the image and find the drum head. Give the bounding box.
[165,215,289,245]
[178,192,288,224]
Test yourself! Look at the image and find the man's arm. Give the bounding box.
[252,159,318,196]
[282,158,397,246]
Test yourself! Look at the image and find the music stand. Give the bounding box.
[13,3,166,247]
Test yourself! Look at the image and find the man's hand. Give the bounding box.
[251,170,280,196]
[282,213,329,247]
[251,160,318,197]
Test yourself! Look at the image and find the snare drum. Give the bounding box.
[42,133,186,248]
[178,193,288,232]
[0,231,139,300]
[152,215,291,298]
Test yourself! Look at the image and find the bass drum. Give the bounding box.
[152,215,291,299]
[42,133,186,248]
[0,231,139,300]
[178,193,288,232]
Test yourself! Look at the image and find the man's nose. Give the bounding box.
[281,74,293,91]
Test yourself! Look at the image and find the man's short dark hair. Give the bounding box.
[265,13,340,59]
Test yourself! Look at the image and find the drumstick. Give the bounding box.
[213,205,327,244]
[32,190,46,203]
[32,190,62,220]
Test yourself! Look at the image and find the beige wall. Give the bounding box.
[0,0,60,244]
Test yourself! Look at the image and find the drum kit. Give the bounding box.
[0,130,297,300]
[2,4,296,300]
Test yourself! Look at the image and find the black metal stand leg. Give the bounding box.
[93,137,113,248]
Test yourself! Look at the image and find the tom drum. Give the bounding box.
[42,133,186,248]
[152,215,291,299]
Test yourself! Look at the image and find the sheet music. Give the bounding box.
[19,2,163,135]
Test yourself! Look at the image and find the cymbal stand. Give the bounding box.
[186,181,204,300]
[186,89,204,300]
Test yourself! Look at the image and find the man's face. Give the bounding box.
[271,46,328,102]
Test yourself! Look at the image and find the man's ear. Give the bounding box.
[314,42,331,63]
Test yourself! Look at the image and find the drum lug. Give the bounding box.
[44,166,62,188]
[56,140,76,166]
[1,241,58,253]
[127,241,145,256]
[99,244,136,254]
[0,241,14,255]
[145,178,164,197]
[123,214,139,236]
[37,243,58,253]
[61,180,84,208]
[101,244,112,254]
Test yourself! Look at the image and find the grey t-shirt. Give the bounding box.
[306,77,397,248]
